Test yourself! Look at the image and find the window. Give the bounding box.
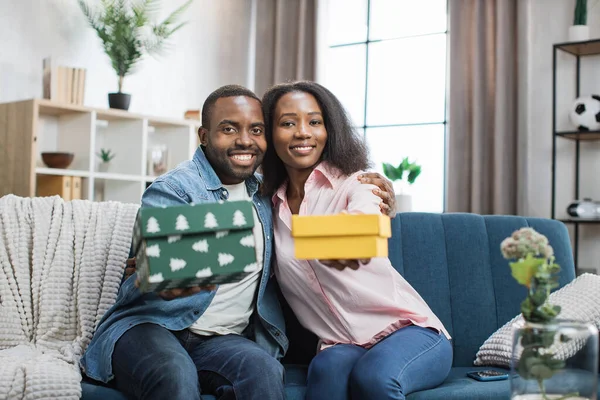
[317,0,448,212]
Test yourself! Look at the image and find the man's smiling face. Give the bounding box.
[199,96,266,184]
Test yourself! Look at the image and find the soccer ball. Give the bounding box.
[569,95,600,131]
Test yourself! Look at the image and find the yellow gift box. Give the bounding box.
[291,214,391,260]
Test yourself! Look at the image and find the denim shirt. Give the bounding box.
[80,147,288,383]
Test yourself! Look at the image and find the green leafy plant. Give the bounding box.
[574,0,587,25]
[97,148,116,162]
[501,228,577,400]
[382,157,421,185]
[78,0,193,93]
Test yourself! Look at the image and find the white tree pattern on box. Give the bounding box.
[170,258,187,271]
[240,235,255,247]
[204,212,218,229]
[192,239,209,253]
[146,244,161,257]
[147,217,160,233]
[218,253,234,266]
[168,235,181,243]
[149,273,164,283]
[233,210,247,226]
[216,230,229,238]
[196,267,213,278]
[176,214,190,231]
[244,263,259,272]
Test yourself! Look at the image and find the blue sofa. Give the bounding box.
[82,213,578,399]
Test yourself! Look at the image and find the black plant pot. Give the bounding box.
[108,92,131,111]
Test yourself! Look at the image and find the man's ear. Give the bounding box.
[198,127,209,146]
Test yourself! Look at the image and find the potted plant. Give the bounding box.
[569,0,589,42]
[502,228,598,400]
[78,0,193,110]
[97,148,116,172]
[382,157,421,213]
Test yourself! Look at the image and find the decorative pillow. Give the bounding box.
[474,273,600,368]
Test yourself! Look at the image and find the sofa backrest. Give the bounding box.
[388,213,576,367]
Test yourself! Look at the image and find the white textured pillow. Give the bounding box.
[474,273,600,367]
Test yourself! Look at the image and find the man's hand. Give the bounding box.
[131,267,216,300]
[357,172,396,217]
[319,259,371,270]
[124,257,137,280]
[156,286,216,300]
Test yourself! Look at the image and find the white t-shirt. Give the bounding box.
[188,182,264,336]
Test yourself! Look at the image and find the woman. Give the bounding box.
[260,81,453,400]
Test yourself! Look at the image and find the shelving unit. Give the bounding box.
[0,98,200,204]
[551,39,600,273]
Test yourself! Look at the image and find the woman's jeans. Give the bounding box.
[306,326,453,400]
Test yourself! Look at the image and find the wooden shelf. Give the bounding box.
[34,98,200,129]
[37,168,150,183]
[94,172,144,182]
[552,39,600,274]
[559,218,600,224]
[555,130,600,140]
[1,99,199,203]
[555,39,600,56]
[38,100,91,116]
[36,167,90,177]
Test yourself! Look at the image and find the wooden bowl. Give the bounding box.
[41,152,74,169]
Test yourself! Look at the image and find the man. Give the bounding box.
[80,85,395,400]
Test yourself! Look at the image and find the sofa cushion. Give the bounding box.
[407,367,510,399]
[474,273,600,368]
[81,364,309,400]
[81,381,129,400]
[81,366,511,400]
[83,366,600,400]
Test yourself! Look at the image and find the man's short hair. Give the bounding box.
[201,85,261,129]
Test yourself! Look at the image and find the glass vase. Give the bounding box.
[510,320,599,400]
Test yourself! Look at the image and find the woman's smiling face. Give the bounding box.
[271,91,328,172]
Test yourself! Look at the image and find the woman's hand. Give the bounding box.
[319,259,371,270]
[317,211,372,269]
[357,173,396,217]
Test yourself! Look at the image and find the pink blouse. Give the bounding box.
[272,162,451,350]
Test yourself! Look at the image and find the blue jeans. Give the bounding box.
[306,326,453,400]
[111,323,285,400]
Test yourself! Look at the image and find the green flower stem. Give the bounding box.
[538,378,547,399]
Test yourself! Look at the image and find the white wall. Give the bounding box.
[0,0,252,119]
[520,0,600,272]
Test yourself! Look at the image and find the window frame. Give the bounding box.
[316,0,450,212]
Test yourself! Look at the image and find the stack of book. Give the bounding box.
[43,57,86,105]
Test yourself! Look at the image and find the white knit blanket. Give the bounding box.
[0,195,139,400]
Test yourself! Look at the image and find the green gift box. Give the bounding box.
[133,200,258,292]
